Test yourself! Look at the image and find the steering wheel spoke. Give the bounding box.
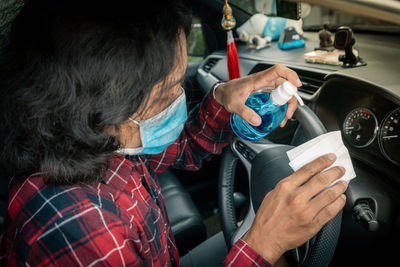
[231,138,287,166]
[230,138,292,245]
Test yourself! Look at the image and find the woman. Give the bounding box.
[0,0,347,266]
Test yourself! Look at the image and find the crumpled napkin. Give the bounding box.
[286,131,356,185]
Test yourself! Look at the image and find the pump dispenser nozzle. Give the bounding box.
[295,93,305,106]
[270,81,304,106]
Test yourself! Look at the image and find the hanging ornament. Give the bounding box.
[221,1,236,30]
[221,0,240,80]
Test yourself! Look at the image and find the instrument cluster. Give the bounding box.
[342,107,400,166]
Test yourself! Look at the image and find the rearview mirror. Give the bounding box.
[254,0,301,20]
[277,0,301,20]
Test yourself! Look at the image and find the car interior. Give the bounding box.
[1,0,399,266]
[177,0,400,266]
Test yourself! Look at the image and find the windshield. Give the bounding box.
[229,0,400,33]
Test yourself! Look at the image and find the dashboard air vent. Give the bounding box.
[202,58,220,73]
[296,70,325,95]
[250,64,326,95]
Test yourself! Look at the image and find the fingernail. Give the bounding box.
[339,166,346,173]
[341,180,348,188]
[341,194,347,200]
[327,153,336,160]
[296,78,302,86]
[251,116,261,126]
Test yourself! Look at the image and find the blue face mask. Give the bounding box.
[117,87,187,155]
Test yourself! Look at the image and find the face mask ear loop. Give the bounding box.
[129,118,140,125]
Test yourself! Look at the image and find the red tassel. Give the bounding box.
[227,30,240,80]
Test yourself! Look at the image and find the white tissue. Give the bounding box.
[286,131,356,185]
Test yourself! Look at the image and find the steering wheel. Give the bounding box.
[218,105,343,267]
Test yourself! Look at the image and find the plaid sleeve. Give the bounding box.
[24,204,145,266]
[222,239,272,267]
[145,82,233,174]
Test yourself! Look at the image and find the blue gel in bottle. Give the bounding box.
[230,81,303,142]
[230,92,287,141]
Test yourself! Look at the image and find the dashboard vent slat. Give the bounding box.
[202,58,220,73]
[250,63,326,95]
[298,73,325,95]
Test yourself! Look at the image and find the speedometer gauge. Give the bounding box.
[343,107,378,148]
[379,107,400,166]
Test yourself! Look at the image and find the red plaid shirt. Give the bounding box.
[0,84,270,267]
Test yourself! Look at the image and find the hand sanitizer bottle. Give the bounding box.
[230,81,304,142]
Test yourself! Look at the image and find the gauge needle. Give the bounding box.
[383,135,399,139]
[345,127,354,130]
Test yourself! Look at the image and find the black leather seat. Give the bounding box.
[158,170,206,255]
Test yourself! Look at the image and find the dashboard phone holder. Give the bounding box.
[334,26,367,68]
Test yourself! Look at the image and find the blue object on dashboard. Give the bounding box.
[278,26,305,50]
[263,17,287,41]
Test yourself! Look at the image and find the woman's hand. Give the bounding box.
[214,64,302,127]
[242,154,348,265]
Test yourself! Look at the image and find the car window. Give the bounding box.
[187,17,207,62]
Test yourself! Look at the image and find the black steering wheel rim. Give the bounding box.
[218,105,343,267]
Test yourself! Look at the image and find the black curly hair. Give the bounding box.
[0,0,192,184]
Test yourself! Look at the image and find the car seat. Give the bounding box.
[158,170,207,255]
